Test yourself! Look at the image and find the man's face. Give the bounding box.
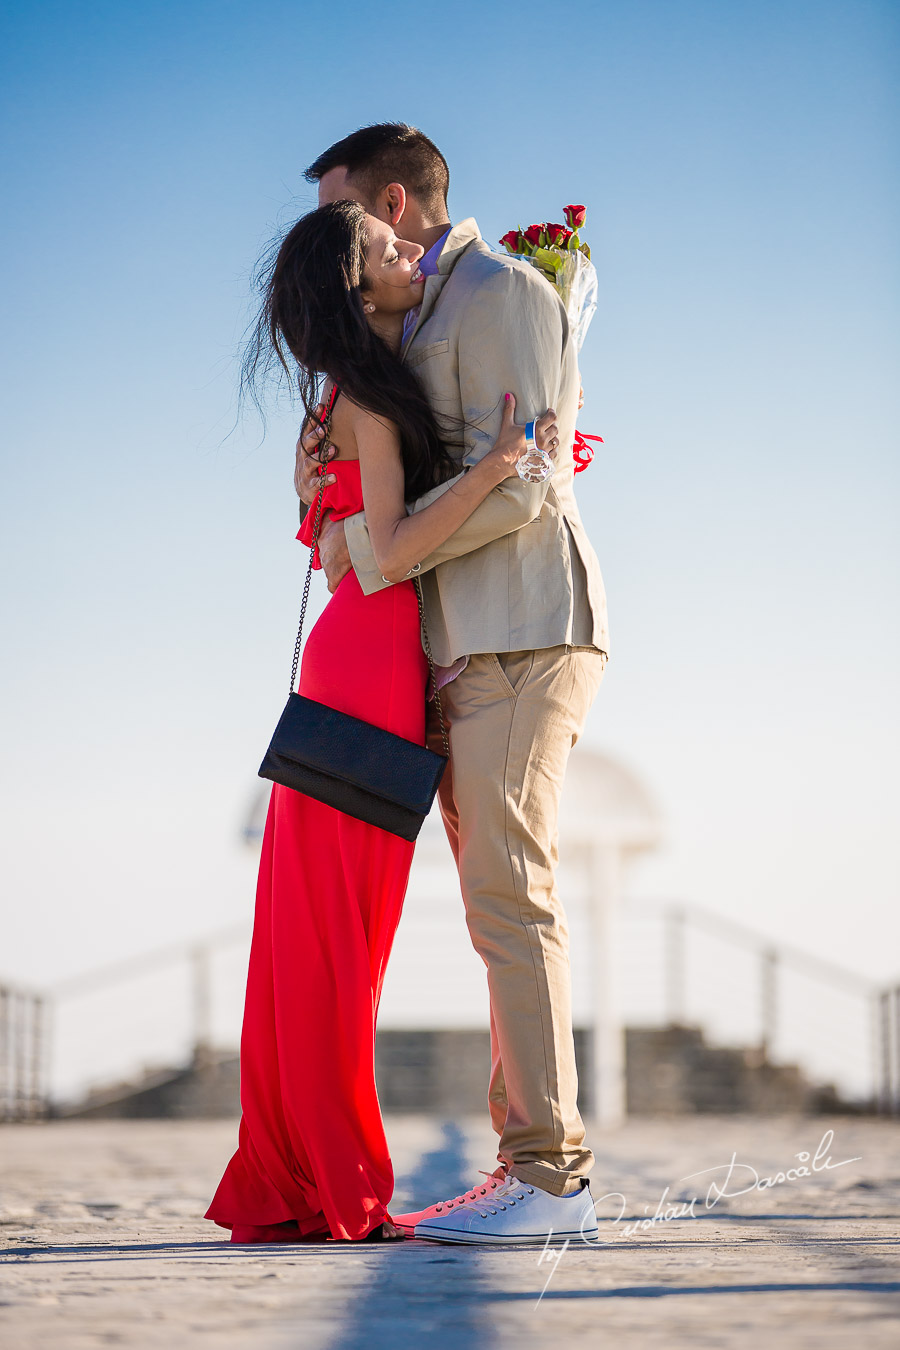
[318,166,381,218]
[319,165,396,228]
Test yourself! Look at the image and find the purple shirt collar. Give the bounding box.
[402,229,451,343]
[418,228,452,277]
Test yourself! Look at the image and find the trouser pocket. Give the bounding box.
[491,649,537,698]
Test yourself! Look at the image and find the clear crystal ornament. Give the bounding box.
[516,447,555,483]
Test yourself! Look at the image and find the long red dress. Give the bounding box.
[205,460,427,1241]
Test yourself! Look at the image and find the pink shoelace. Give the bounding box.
[431,1165,509,1214]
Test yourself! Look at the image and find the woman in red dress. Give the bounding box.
[205,201,559,1243]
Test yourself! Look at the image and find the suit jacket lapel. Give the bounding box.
[436,218,481,274]
[401,218,483,360]
[401,273,445,358]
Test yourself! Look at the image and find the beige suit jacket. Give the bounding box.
[343,218,610,667]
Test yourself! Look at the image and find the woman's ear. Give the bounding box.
[382,182,407,227]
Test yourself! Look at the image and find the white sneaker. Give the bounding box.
[413,1174,599,1245]
[391,1164,509,1236]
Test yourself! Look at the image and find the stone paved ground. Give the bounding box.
[1,1115,898,1349]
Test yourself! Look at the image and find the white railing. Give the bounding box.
[0,982,49,1121]
[3,902,898,1119]
[618,900,895,1108]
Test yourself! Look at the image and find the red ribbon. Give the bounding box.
[573,430,603,473]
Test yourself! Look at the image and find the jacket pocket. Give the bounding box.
[406,338,450,369]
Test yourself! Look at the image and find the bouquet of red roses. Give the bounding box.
[499,204,598,351]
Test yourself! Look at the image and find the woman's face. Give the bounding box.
[360,214,425,319]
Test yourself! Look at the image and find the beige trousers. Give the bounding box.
[426,645,607,1196]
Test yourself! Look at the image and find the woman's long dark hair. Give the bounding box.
[242,199,457,501]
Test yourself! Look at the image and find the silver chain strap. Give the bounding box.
[289,441,330,697]
[287,399,333,696]
[414,577,449,759]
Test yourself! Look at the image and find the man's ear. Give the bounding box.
[381,182,408,227]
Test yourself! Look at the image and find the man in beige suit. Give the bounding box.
[296,124,610,1245]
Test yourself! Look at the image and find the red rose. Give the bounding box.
[499,230,521,253]
[523,223,545,247]
[546,223,571,246]
[564,204,586,229]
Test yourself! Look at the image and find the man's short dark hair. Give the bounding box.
[305,123,450,216]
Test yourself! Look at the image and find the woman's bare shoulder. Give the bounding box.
[326,389,359,461]
[341,397,399,454]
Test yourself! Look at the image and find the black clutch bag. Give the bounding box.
[258,387,448,842]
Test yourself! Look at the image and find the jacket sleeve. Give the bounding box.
[345,263,569,595]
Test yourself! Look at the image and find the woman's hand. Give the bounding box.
[294,403,336,505]
[484,394,559,482]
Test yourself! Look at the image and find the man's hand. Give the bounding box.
[318,515,352,593]
[294,403,336,506]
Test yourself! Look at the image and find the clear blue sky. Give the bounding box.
[1,0,898,997]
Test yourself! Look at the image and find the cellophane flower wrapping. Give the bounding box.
[545,248,597,352]
[499,217,598,352]
[499,209,601,473]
